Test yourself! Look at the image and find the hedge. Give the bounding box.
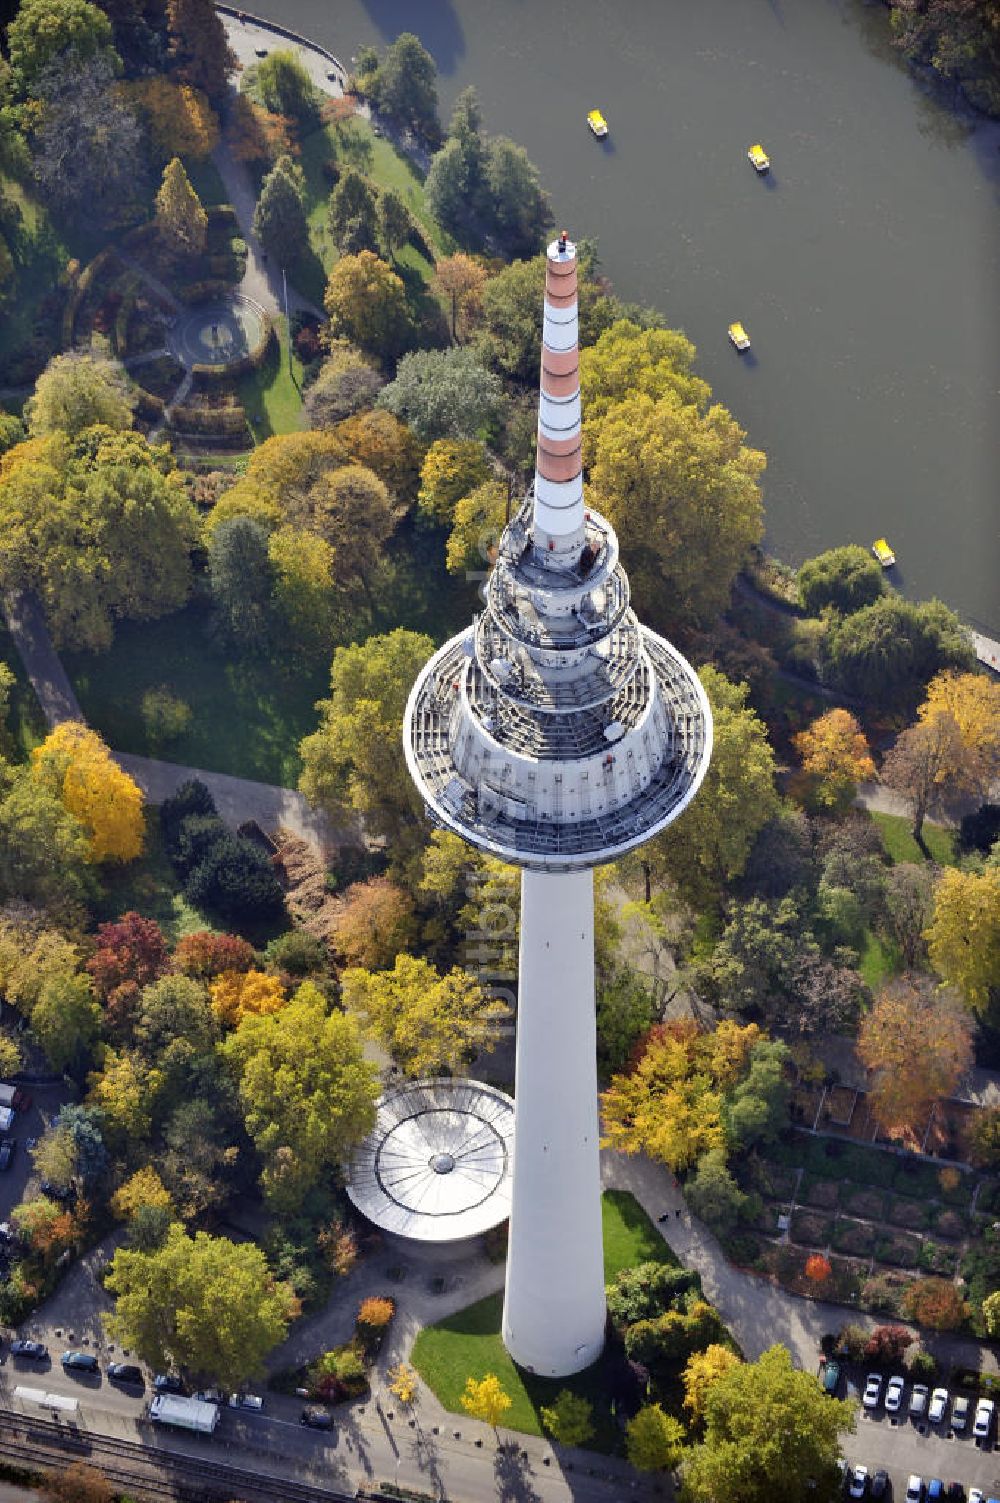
[62,247,122,345]
[168,404,247,436]
[176,278,237,304]
[207,204,239,234]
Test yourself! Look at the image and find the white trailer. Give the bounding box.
[149,1394,219,1433]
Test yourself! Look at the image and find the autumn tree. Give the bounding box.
[539,1390,594,1447]
[682,1345,854,1503]
[174,930,255,979]
[968,1105,1000,1170]
[105,1223,297,1386]
[323,251,410,361]
[111,1166,174,1224]
[87,913,170,1002]
[0,429,197,652]
[209,969,286,1028]
[682,1345,742,1424]
[881,711,970,843]
[330,877,416,969]
[378,347,504,443]
[25,354,134,439]
[34,970,101,1072]
[982,1290,1000,1338]
[155,157,207,259]
[13,1195,77,1263]
[434,253,488,341]
[925,866,1000,1016]
[797,545,885,616]
[32,53,145,226]
[222,981,378,1209]
[601,1020,762,1174]
[90,1048,162,1143]
[917,670,1000,802]
[805,1254,832,1284]
[901,1277,969,1332]
[446,477,508,576]
[418,438,491,525]
[882,862,936,970]
[388,1362,418,1405]
[647,668,778,911]
[793,709,874,815]
[299,629,433,844]
[32,723,144,863]
[304,342,385,428]
[254,50,318,123]
[7,0,117,93]
[126,79,220,162]
[206,428,347,534]
[253,155,308,266]
[333,410,421,505]
[342,954,505,1077]
[166,0,236,103]
[460,1373,511,1432]
[625,1404,685,1471]
[857,978,973,1138]
[268,526,337,651]
[864,1325,913,1364]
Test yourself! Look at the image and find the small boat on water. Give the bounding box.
[587,109,609,140]
[872,538,896,568]
[728,322,751,352]
[747,143,770,173]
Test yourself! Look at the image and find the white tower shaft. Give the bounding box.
[501,868,606,1375]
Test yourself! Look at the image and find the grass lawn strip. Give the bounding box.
[238,317,305,440]
[412,1191,678,1452]
[94,811,211,944]
[871,810,957,866]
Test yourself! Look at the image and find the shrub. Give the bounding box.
[160,778,218,854]
[141,686,192,747]
[836,1323,870,1361]
[174,930,256,978]
[906,1347,938,1380]
[805,1254,832,1283]
[861,1274,903,1316]
[184,834,285,926]
[901,1277,970,1331]
[605,1263,701,1328]
[356,1295,394,1348]
[264,930,328,977]
[863,1324,913,1365]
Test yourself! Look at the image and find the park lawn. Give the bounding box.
[0,175,72,378]
[411,1191,677,1451]
[239,318,305,439]
[0,624,47,760]
[63,602,329,787]
[293,116,443,306]
[94,811,210,944]
[184,155,229,209]
[871,810,957,867]
[859,928,901,993]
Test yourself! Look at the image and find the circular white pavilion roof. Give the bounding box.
[345,1078,515,1242]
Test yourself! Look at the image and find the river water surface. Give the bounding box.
[255,0,1000,632]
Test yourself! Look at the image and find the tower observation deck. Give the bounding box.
[404,232,712,1376]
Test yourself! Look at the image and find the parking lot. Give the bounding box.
[840,1370,1000,1497]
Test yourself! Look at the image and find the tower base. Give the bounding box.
[501,868,606,1377]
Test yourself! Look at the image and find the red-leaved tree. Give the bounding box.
[804,1254,832,1284]
[87,913,170,1001]
[173,930,255,979]
[863,1324,913,1364]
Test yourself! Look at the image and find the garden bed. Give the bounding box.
[803,1177,840,1210]
[823,1085,857,1127]
[887,1195,931,1230]
[841,1186,887,1220]
[830,1218,877,1257]
[873,1230,921,1269]
[789,1210,834,1247]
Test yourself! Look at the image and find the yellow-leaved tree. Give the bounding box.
[682,1345,743,1423]
[111,1166,175,1223]
[210,969,286,1028]
[460,1373,511,1432]
[792,708,875,814]
[32,722,144,863]
[341,953,506,1077]
[925,866,1000,1015]
[918,670,1000,801]
[856,978,973,1137]
[625,1403,685,1471]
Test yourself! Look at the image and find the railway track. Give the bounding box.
[0,1406,374,1503]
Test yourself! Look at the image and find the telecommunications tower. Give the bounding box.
[404,231,712,1377]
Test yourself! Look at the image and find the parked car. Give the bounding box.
[967,1490,983,1503]
[61,1350,99,1373]
[107,1363,143,1385]
[193,1387,224,1404]
[863,1373,884,1410]
[821,1359,841,1394]
[153,1373,185,1394]
[952,1395,971,1431]
[906,1479,924,1503]
[973,1398,995,1439]
[849,1464,870,1499]
[910,1383,930,1418]
[886,1374,906,1412]
[871,1472,889,1500]
[300,1406,332,1430]
[0,1139,17,1171]
[928,1388,950,1424]
[10,1339,47,1359]
[40,1180,75,1204]
[927,1484,944,1502]
[229,1392,264,1410]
